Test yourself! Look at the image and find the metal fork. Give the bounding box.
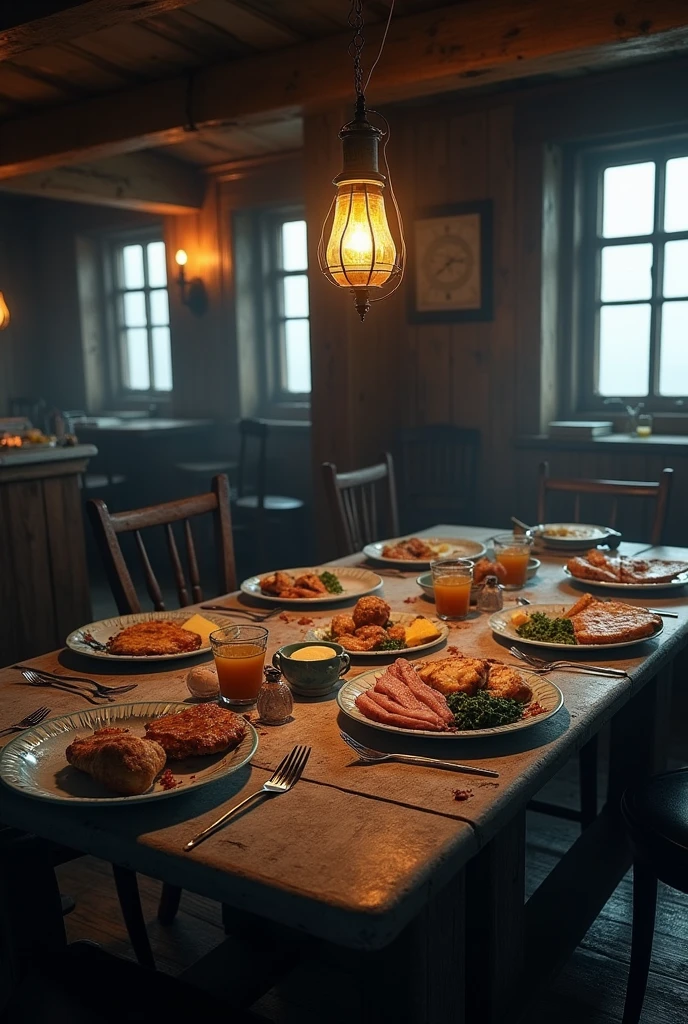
[340,732,499,777]
[0,705,51,737]
[199,604,282,620]
[184,744,311,851]
[14,666,137,696]
[21,670,115,705]
[508,646,628,678]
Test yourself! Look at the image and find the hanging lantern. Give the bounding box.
[318,2,404,321]
[0,292,9,330]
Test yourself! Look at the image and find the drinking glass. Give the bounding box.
[492,533,534,589]
[636,413,653,437]
[210,625,268,707]
[430,558,473,621]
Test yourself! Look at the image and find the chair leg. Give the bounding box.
[111,865,156,970]
[157,883,183,925]
[579,735,599,829]
[622,859,658,1024]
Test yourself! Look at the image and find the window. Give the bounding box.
[266,214,311,398]
[579,142,688,409]
[108,234,173,395]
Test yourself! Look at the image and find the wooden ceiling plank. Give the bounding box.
[189,0,302,47]
[2,0,688,178]
[0,150,206,214]
[0,62,75,105]
[141,9,256,59]
[0,0,202,60]
[10,42,134,92]
[67,21,206,78]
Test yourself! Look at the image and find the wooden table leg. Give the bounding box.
[465,812,526,1024]
[608,666,674,806]
[356,868,466,1024]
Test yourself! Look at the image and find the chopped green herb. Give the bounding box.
[516,612,577,645]
[319,571,343,594]
[447,691,524,730]
[377,637,406,651]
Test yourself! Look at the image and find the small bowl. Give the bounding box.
[272,641,350,697]
[417,557,541,599]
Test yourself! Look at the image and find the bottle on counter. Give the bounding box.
[476,575,504,612]
[256,665,293,725]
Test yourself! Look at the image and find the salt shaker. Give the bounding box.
[256,665,293,725]
[477,575,504,612]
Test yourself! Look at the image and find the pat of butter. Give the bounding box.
[181,613,218,645]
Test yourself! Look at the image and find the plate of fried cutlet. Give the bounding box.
[490,594,664,651]
[66,610,229,662]
[564,549,688,591]
[0,701,259,804]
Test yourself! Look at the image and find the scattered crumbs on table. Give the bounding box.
[452,788,474,801]
[279,613,291,623]
[447,645,460,656]
[523,701,547,718]
[242,713,254,721]
[477,781,499,788]
[297,616,314,626]
[259,730,269,736]
[189,775,196,780]
[159,769,180,791]
[404,596,418,604]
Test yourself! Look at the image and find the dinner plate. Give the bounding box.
[362,536,487,569]
[240,566,383,606]
[307,612,449,659]
[489,602,664,650]
[66,609,229,662]
[533,523,619,550]
[0,701,259,806]
[337,668,563,739]
[416,558,541,599]
[563,566,688,592]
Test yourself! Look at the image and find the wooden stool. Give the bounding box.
[620,768,688,1024]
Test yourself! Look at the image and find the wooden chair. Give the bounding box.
[619,768,688,1024]
[86,474,237,960]
[537,462,673,545]
[232,419,304,566]
[321,453,400,557]
[395,424,480,531]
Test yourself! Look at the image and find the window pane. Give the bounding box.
[147,241,167,287]
[600,243,653,302]
[122,244,144,289]
[149,288,169,325]
[283,274,309,318]
[284,319,311,392]
[663,240,688,298]
[598,304,650,396]
[659,301,688,396]
[664,157,688,233]
[152,326,173,391]
[602,162,655,238]
[124,328,150,390]
[281,220,308,271]
[123,290,147,327]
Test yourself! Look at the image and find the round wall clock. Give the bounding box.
[412,202,492,322]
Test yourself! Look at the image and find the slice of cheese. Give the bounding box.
[404,617,442,648]
[181,613,218,645]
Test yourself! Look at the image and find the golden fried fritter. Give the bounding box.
[279,587,321,599]
[473,558,508,585]
[486,663,533,703]
[352,596,391,629]
[331,613,356,638]
[107,621,202,657]
[336,633,377,652]
[381,537,434,560]
[260,571,293,595]
[386,624,407,643]
[66,728,166,795]
[294,574,327,593]
[145,703,247,760]
[417,655,489,696]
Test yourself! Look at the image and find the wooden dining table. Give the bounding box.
[1,524,687,1024]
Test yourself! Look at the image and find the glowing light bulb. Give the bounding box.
[325,182,396,289]
[0,292,9,330]
[175,249,188,267]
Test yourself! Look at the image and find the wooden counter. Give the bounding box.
[0,445,96,663]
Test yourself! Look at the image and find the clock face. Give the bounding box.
[414,212,482,313]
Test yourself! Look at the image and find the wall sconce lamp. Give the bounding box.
[0,292,10,330]
[174,249,208,316]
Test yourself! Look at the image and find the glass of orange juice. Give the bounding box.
[493,533,534,589]
[210,625,268,707]
[430,558,474,621]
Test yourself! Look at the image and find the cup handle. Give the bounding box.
[338,652,351,677]
[272,652,283,671]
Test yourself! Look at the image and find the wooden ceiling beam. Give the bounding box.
[0,151,205,214]
[2,0,688,179]
[0,0,201,60]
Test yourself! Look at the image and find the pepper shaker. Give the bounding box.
[256,665,293,725]
[476,575,504,612]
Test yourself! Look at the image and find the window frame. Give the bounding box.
[577,136,688,413]
[103,226,173,403]
[262,207,311,407]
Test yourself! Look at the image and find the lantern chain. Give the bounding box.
[348,0,365,100]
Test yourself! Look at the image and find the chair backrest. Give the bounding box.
[537,461,673,546]
[395,424,480,528]
[236,418,268,509]
[321,453,400,557]
[87,474,237,614]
